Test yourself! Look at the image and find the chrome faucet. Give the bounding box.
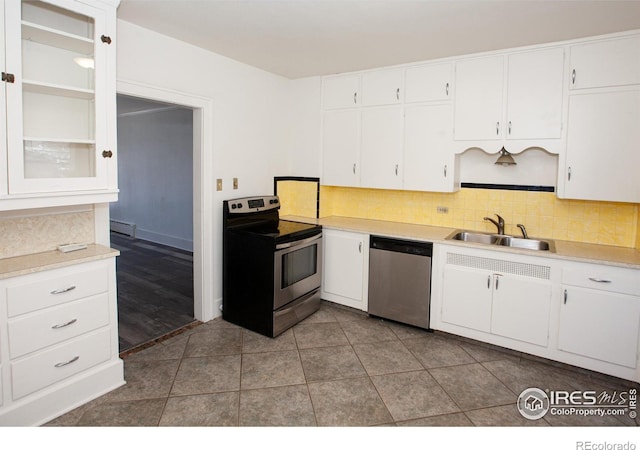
[483,214,505,235]
[517,224,528,239]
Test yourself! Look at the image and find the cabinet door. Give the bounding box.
[563,89,640,202]
[405,63,452,103]
[321,230,368,310]
[570,36,640,89]
[441,265,492,333]
[403,104,456,192]
[360,106,403,190]
[559,286,640,368]
[322,74,360,109]
[5,0,109,194]
[454,55,504,140]
[0,4,6,198]
[361,69,403,106]
[506,48,564,139]
[490,274,551,347]
[322,110,360,187]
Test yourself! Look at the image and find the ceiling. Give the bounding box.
[117,0,640,79]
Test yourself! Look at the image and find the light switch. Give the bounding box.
[216,179,223,191]
[233,178,238,190]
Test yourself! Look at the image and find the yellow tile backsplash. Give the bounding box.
[277,180,318,218]
[313,186,639,248]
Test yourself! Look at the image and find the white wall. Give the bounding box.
[284,77,322,177]
[111,105,194,251]
[116,20,291,195]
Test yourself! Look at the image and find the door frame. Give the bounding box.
[114,79,215,322]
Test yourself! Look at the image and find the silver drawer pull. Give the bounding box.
[588,277,612,283]
[51,285,76,295]
[54,356,79,368]
[51,318,77,329]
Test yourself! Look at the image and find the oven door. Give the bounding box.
[274,233,322,310]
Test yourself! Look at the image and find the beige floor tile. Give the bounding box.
[239,385,316,426]
[170,355,241,396]
[293,321,349,349]
[159,392,239,426]
[76,398,166,426]
[403,335,476,369]
[183,327,242,357]
[353,340,423,375]
[240,350,305,389]
[308,377,393,426]
[299,345,366,382]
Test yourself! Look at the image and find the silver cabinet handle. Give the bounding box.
[358,242,362,253]
[55,356,79,368]
[51,318,77,329]
[588,277,612,283]
[396,87,400,101]
[508,121,512,135]
[354,92,357,104]
[487,275,491,289]
[564,289,568,304]
[445,82,449,96]
[567,166,572,181]
[443,165,447,178]
[395,164,398,176]
[494,274,502,290]
[352,163,356,174]
[572,69,576,85]
[496,122,500,136]
[50,285,76,295]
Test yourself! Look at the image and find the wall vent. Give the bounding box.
[110,220,136,238]
[446,252,550,280]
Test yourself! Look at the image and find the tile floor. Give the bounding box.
[47,301,639,427]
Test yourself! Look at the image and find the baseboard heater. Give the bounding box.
[110,220,136,237]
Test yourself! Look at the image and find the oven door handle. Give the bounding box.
[275,233,322,250]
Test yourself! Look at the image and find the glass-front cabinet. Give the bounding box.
[0,0,117,206]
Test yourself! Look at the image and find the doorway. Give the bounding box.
[112,94,196,351]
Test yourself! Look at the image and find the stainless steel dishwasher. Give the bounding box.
[368,236,432,329]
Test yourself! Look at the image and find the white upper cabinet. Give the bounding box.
[506,48,565,140]
[360,106,403,189]
[404,63,452,103]
[453,55,504,141]
[322,74,360,109]
[570,35,640,90]
[454,48,565,147]
[561,88,640,203]
[322,110,361,187]
[361,68,403,106]
[403,103,458,193]
[0,0,118,209]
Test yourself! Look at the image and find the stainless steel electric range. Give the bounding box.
[222,195,322,337]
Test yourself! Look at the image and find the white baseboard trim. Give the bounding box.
[135,228,193,252]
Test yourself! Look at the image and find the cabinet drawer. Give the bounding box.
[11,328,111,400]
[562,265,640,296]
[7,264,108,317]
[8,293,110,359]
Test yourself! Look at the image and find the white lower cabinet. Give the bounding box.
[558,262,640,370]
[440,249,551,347]
[321,229,369,311]
[434,243,640,382]
[0,256,124,426]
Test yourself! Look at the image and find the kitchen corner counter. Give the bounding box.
[282,215,640,269]
[0,244,120,280]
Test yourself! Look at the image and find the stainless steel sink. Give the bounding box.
[498,236,556,252]
[446,231,502,245]
[446,230,555,252]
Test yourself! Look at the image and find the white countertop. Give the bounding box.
[283,215,640,269]
[0,244,120,280]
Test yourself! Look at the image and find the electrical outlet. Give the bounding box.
[216,179,223,191]
[233,178,238,190]
[437,206,449,214]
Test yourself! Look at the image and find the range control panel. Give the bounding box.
[226,195,280,213]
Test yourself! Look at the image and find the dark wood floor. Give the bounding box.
[111,232,196,352]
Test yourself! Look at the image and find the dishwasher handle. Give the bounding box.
[370,236,432,257]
